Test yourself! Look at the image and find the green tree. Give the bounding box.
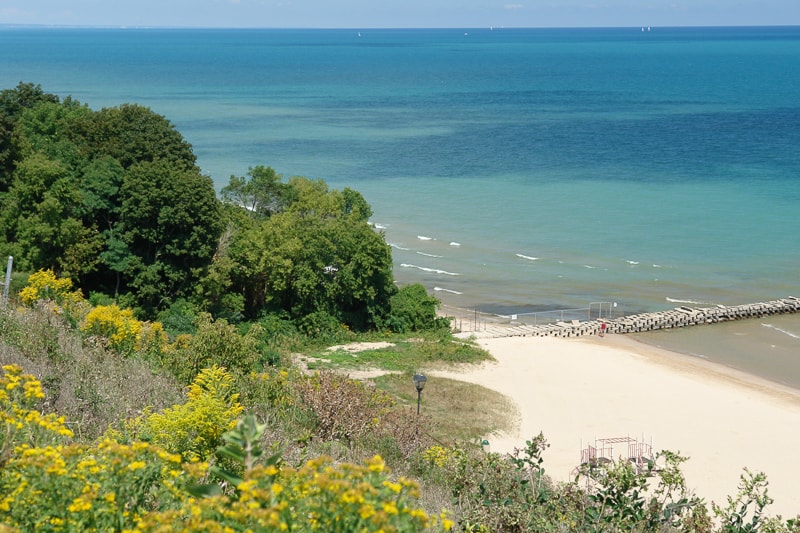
[0,91,218,311]
[220,165,295,219]
[387,283,449,333]
[75,103,197,172]
[0,82,60,190]
[0,152,101,277]
[118,159,222,314]
[230,176,395,328]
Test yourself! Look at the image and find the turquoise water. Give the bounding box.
[2,26,799,380]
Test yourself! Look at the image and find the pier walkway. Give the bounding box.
[447,297,800,339]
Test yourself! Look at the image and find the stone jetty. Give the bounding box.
[457,297,800,339]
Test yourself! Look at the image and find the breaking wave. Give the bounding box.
[400,264,460,276]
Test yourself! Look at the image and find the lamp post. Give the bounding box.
[412,373,427,415]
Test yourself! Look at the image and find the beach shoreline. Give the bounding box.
[429,333,800,518]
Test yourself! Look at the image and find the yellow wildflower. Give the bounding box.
[367,455,385,473]
[382,480,402,493]
[128,461,146,471]
[67,498,92,513]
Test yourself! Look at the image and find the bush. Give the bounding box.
[162,313,261,384]
[141,366,244,462]
[138,416,454,532]
[19,269,88,327]
[80,304,142,354]
[19,269,83,310]
[0,364,73,465]
[387,284,451,333]
[296,370,393,446]
[156,298,198,337]
[295,310,354,344]
[251,313,304,366]
[0,439,187,532]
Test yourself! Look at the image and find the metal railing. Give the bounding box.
[440,301,625,332]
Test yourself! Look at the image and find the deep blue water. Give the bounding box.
[2,25,800,380]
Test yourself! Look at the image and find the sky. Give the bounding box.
[1,0,799,29]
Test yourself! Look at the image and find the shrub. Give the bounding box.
[162,313,261,384]
[143,366,244,462]
[713,468,776,533]
[387,284,451,333]
[18,269,88,326]
[0,364,74,465]
[577,449,705,531]
[295,310,354,344]
[0,439,187,532]
[296,370,393,445]
[238,368,296,417]
[19,269,83,309]
[156,298,198,337]
[139,416,455,532]
[80,304,143,355]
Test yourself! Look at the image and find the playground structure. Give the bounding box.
[576,435,655,476]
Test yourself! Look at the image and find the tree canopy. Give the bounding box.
[0,83,447,332]
[0,83,221,314]
[219,172,394,329]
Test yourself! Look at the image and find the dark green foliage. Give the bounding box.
[296,310,354,344]
[0,82,60,189]
[387,283,451,333]
[157,299,199,337]
[246,313,303,366]
[75,103,197,171]
[1,84,399,327]
[220,165,295,219]
[0,86,223,317]
[118,160,222,314]
[224,175,396,329]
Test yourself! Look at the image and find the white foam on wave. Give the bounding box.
[652,264,662,268]
[762,323,800,340]
[417,235,433,241]
[400,263,460,276]
[583,265,595,269]
[389,243,411,251]
[434,286,463,295]
[417,251,443,258]
[665,297,709,305]
[449,242,461,247]
[516,253,539,261]
[373,222,388,230]
[626,260,639,265]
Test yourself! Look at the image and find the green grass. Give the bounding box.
[307,333,494,373]
[371,371,517,444]
[298,332,510,443]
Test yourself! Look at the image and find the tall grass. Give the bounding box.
[0,305,183,441]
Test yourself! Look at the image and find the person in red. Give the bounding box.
[600,321,607,337]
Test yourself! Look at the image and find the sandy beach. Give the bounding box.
[430,333,800,519]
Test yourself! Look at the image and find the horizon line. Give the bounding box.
[2,23,799,31]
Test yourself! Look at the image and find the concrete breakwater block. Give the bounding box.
[489,297,800,339]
